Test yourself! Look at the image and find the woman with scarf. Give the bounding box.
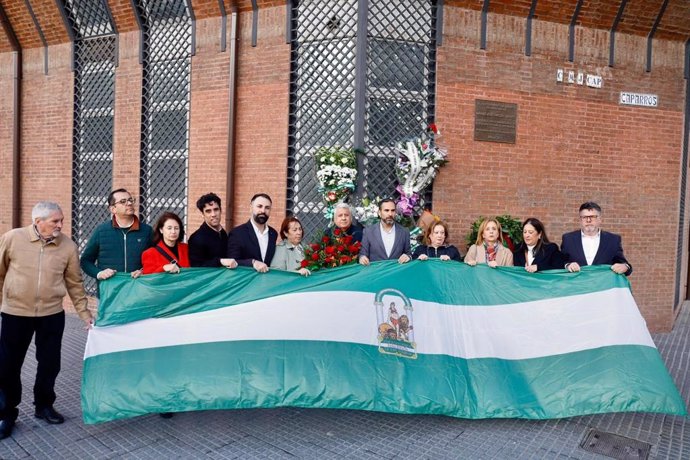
[465,217,513,267]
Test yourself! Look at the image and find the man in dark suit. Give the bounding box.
[359,198,412,265]
[562,201,632,276]
[227,193,278,273]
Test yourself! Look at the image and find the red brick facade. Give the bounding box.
[0,52,15,229]
[13,44,75,232]
[0,4,688,331]
[436,10,687,331]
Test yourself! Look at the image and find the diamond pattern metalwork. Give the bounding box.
[363,0,436,202]
[288,0,358,235]
[64,0,114,37]
[64,0,116,295]
[288,0,437,237]
[136,0,192,226]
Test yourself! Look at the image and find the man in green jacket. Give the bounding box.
[80,188,153,284]
[0,201,93,439]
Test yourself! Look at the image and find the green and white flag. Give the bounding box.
[82,261,686,424]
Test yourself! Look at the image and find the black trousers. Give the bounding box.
[0,311,65,421]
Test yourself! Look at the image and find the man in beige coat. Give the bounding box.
[0,202,93,440]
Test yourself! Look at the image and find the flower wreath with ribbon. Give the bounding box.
[315,147,358,219]
[394,124,448,218]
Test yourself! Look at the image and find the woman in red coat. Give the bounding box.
[141,212,190,274]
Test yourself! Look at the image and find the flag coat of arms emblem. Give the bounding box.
[376,288,416,359]
[82,262,687,424]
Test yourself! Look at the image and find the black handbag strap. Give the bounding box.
[154,245,178,264]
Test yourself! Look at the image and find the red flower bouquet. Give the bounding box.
[302,228,362,271]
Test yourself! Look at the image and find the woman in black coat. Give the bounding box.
[513,217,567,272]
[413,220,462,262]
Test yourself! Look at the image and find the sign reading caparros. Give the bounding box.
[620,92,658,108]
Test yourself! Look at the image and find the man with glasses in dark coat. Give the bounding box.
[80,188,153,286]
[562,201,632,276]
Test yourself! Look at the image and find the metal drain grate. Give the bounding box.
[580,428,651,459]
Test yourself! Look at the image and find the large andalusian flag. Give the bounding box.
[82,262,686,424]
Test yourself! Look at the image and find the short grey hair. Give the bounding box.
[333,202,353,218]
[32,201,62,221]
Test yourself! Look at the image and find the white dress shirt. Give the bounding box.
[380,223,396,258]
[251,219,269,262]
[581,230,600,266]
[526,244,536,265]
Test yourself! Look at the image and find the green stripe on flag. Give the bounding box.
[82,340,686,424]
[84,262,684,424]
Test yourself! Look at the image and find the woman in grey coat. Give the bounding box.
[270,216,310,276]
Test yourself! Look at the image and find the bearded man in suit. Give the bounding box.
[227,193,278,273]
[359,199,411,265]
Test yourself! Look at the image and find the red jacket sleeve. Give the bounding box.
[141,247,166,274]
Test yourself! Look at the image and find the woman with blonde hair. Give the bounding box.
[465,218,513,268]
[412,220,462,261]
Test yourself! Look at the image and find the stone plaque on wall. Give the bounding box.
[474,100,517,144]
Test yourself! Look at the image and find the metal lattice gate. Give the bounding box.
[287,0,438,237]
[135,0,192,226]
[63,0,117,295]
[364,0,436,199]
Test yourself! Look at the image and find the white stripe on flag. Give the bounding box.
[85,287,653,361]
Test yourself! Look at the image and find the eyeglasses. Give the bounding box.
[113,198,135,206]
[579,214,600,221]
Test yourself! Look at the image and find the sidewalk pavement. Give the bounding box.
[0,303,688,459]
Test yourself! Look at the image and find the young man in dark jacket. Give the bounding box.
[188,192,237,268]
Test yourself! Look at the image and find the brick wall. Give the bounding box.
[0,52,16,231]
[231,7,290,228]
[188,16,230,232]
[187,8,291,233]
[435,7,687,331]
[18,43,75,234]
[0,4,687,331]
[113,30,142,211]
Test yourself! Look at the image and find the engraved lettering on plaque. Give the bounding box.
[474,100,517,144]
